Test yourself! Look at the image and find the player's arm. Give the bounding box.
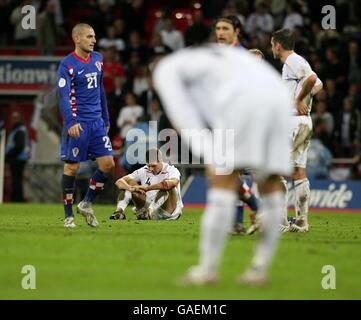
[138,178,179,192]
[295,73,317,115]
[115,175,139,192]
[100,70,110,132]
[57,63,83,138]
[312,78,323,95]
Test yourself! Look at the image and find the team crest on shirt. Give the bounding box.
[95,61,102,72]
[72,147,79,157]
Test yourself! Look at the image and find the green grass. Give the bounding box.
[0,204,360,299]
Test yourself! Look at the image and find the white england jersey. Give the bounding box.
[282,52,317,115]
[129,162,183,208]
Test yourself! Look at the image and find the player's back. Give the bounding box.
[154,45,289,128]
[57,51,104,123]
[282,52,316,114]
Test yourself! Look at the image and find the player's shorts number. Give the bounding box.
[103,136,112,151]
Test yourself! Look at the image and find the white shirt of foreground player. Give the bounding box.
[128,162,183,208]
[281,52,319,115]
[153,45,293,176]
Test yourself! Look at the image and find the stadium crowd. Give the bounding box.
[1,0,361,178]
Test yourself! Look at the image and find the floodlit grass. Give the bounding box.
[0,204,360,299]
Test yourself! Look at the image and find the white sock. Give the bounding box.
[116,190,132,211]
[251,191,284,274]
[280,177,289,225]
[199,188,237,274]
[294,178,310,223]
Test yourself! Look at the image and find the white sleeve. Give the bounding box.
[167,166,181,181]
[153,51,212,158]
[288,56,316,80]
[128,168,143,183]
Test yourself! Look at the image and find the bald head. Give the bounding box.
[72,23,93,39]
[72,23,96,54]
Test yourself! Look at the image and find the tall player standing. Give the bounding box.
[271,29,323,232]
[57,23,115,228]
[215,15,260,234]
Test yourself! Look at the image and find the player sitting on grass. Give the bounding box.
[109,148,183,220]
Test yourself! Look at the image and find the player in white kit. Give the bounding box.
[109,148,183,220]
[271,29,323,232]
[154,45,293,286]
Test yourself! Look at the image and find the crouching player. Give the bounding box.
[109,148,183,220]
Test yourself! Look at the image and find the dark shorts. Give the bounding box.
[60,118,113,162]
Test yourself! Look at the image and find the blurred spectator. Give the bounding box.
[0,0,12,45]
[307,119,333,179]
[5,112,30,202]
[10,0,37,46]
[117,92,144,139]
[334,97,361,157]
[123,0,147,36]
[138,70,161,114]
[102,47,126,94]
[98,25,126,52]
[311,100,334,136]
[147,97,163,123]
[88,0,115,39]
[185,10,210,46]
[347,40,361,84]
[108,76,126,139]
[221,0,246,28]
[270,0,287,29]
[37,0,64,54]
[124,51,143,93]
[323,47,347,92]
[293,26,309,56]
[133,66,148,97]
[282,2,304,30]
[113,18,126,41]
[347,83,361,112]
[245,2,274,41]
[125,31,147,64]
[325,78,343,116]
[160,18,185,51]
[148,32,173,57]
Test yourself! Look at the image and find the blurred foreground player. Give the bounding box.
[57,23,115,228]
[110,148,183,220]
[271,29,323,232]
[154,45,292,286]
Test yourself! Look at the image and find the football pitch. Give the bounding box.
[0,204,360,300]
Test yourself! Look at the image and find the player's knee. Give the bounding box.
[292,167,306,180]
[64,162,80,176]
[100,158,115,173]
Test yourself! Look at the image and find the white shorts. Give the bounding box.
[289,115,313,168]
[152,204,183,220]
[209,89,292,176]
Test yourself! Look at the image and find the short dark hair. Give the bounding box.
[145,148,162,164]
[216,15,242,32]
[272,29,295,50]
